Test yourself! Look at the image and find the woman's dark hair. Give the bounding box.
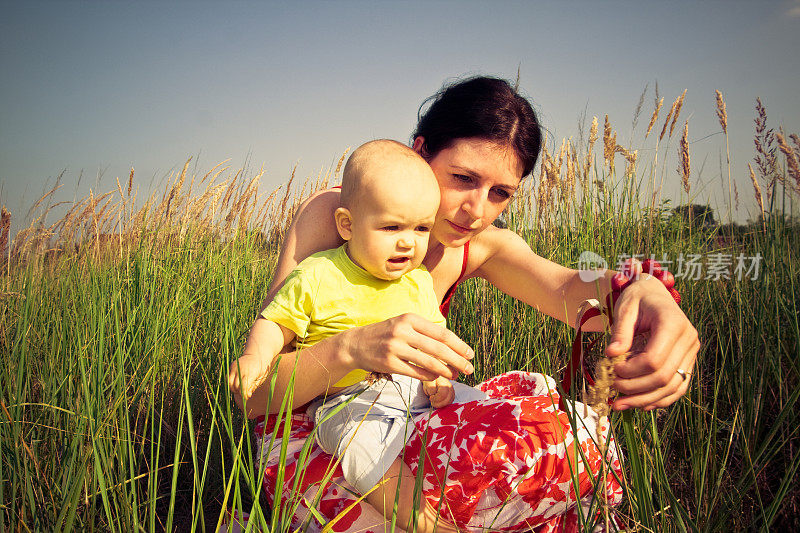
[413,76,542,177]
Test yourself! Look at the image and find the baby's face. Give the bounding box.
[346,164,440,281]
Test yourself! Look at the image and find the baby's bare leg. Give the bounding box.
[365,457,458,533]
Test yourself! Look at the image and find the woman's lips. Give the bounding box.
[447,220,473,234]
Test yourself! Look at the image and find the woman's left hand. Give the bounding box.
[605,275,699,411]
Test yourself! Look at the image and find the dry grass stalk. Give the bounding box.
[127,168,134,197]
[276,164,297,231]
[603,115,617,174]
[334,148,350,181]
[622,149,638,178]
[776,131,800,190]
[0,206,10,263]
[715,90,733,213]
[587,333,645,531]
[679,120,691,193]
[254,186,281,231]
[602,115,612,162]
[754,98,778,199]
[659,93,679,141]
[116,176,125,210]
[632,84,648,132]
[174,159,191,196]
[221,171,240,211]
[645,97,664,139]
[749,163,766,232]
[715,90,728,134]
[564,141,577,198]
[588,116,598,147]
[536,145,552,225]
[791,134,800,153]
[199,160,228,185]
[55,200,85,246]
[584,116,598,180]
[669,89,687,137]
[557,138,567,171]
[27,182,63,221]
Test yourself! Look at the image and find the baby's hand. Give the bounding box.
[423,376,455,408]
[228,355,269,402]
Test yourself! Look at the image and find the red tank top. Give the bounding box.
[439,241,470,318]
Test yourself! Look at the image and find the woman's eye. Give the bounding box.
[453,174,471,183]
[492,188,511,200]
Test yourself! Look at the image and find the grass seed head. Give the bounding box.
[334,148,350,180]
[589,116,598,147]
[749,162,765,217]
[603,115,617,173]
[659,99,676,141]
[645,97,664,139]
[632,84,648,131]
[0,206,10,261]
[669,89,687,138]
[715,90,728,135]
[776,130,800,190]
[753,97,778,184]
[791,133,800,153]
[679,120,691,193]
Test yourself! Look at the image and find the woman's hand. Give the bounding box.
[605,276,699,411]
[245,313,475,418]
[343,313,475,382]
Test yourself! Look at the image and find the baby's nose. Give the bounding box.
[397,235,414,248]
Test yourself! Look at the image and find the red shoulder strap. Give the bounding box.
[439,241,470,318]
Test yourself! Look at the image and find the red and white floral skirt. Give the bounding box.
[250,371,623,533]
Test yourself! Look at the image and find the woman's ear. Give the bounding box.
[412,136,428,158]
[334,207,353,240]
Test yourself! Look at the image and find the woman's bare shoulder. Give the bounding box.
[284,189,344,263]
[262,188,344,309]
[468,225,527,275]
[293,189,341,229]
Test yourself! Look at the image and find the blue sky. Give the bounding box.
[2,0,799,233]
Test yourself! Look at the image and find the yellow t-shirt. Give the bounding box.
[261,245,446,387]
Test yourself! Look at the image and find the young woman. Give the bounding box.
[236,76,699,531]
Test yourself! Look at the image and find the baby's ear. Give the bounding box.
[334,207,353,240]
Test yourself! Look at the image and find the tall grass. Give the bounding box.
[1,93,799,531]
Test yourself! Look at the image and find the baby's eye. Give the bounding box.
[382,225,399,231]
[416,225,430,232]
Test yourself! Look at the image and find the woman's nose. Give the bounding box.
[462,189,485,220]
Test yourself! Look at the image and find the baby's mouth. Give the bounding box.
[388,257,410,265]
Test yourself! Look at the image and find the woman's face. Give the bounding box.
[413,137,525,247]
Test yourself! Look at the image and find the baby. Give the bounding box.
[229,139,470,532]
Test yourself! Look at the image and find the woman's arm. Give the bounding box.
[242,190,475,418]
[473,227,600,326]
[473,227,699,411]
[261,189,345,311]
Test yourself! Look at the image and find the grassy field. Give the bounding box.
[1,92,799,532]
